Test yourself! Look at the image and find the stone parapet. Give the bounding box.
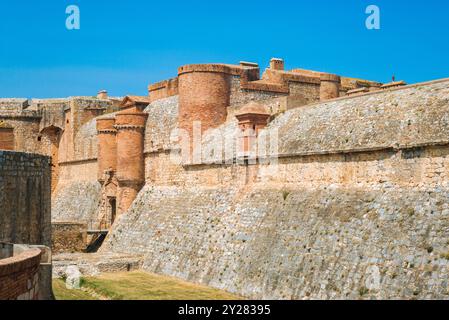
[148,77,179,102]
[0,245,42,300]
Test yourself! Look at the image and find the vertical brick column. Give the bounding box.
[270,58,284,71]
[96,117,117,183]
[178,64,232,162]
[114,110,148,215]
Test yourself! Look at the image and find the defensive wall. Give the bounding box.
[0,151,53,300]
[101,78,449,299]
[2,58,449,299]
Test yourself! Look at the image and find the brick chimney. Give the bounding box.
[97,90,108,100]
[270,58,284,71]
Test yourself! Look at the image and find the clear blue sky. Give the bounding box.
[0,0,448,98]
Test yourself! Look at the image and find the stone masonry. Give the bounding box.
[0,151,53,300]
[1,58,448,300]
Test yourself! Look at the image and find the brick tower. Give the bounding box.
[114,109,148,215]
[320,73,341,101]
[96,116,117,183]
[178,64,232,161]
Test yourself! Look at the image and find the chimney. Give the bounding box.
[97,90,108,100]
[270,58,284,71]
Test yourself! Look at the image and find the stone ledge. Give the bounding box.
[0,248,42,277]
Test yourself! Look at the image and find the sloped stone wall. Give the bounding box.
[104,182,449,299]
[104,141,449,299]
[103,79,449,299]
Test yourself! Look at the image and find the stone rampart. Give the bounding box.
[103,79,449,299]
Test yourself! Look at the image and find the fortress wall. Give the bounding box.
[273,80,449,155]
[59,114,99,163]
[229,77,288,107]
[144,145,448,189]
[57,160,99,185]
[0,151,51,247]
[148,78,179,102]
[104,143,449,299]
[52,115,101,222]
[32,99,69,132]
[143,96,178,153]
[0,150,53,298]
[103,79,449,299]
[0,118,41,153]
[73,119,98,161]
[288,81,321,105]
[145,151,253,187]
[52,160,101,222]
[0,99,28,111]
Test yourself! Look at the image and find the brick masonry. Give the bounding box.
[0,246,42,300]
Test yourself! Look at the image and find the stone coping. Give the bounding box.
[148,77,179,91]
[52,221,88,226]
[0,150,51,161]
[304,77,449,107]
[0,247,42,277]
[178,63,249,76]
[172,140,449,168]
[58,157,98,166]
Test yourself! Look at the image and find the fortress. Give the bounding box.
[1,58,449,299]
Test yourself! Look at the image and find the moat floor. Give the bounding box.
[53,271,241,300]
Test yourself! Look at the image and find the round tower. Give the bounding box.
[114,110,148,215]
[96,117,117,183]
[178,64,232,137]
[320,73,341,101]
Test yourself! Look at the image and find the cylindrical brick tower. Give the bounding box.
[178,64,231,134]
[114,110,148,215]
[320,73,341,101]
[96,117,117,183]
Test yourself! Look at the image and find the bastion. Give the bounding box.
[1,58,449,300]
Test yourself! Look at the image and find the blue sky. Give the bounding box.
[0,0,448,98]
